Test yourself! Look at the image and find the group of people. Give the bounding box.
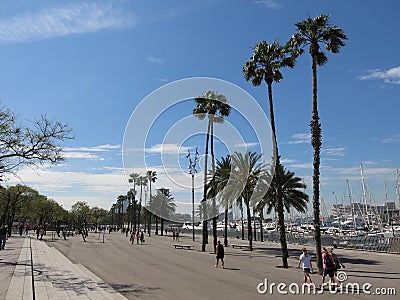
[130,230,145,245]
[298,246,345,288]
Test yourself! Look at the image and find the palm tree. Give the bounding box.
[259,164,309,215]
[146,170,157,236]
[156,188,176,235]
[193,90,231,252]
[126,189,136,236]
[136,175,148,231]
[288,14,347,273]
[243,39,296,267]
[117,195,126,229]
[129,173,140,232]
[230,151,266,251]
[207,155,233,247]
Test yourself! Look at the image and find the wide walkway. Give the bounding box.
[0,234,127,300]
[1,231,399,300]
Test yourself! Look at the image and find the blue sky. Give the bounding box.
[2,0,400,217]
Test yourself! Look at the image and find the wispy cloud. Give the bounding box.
[0,3,134,43]
[360,66,400,85]
[323,146,346,157]
[254,0,280,9]
[64,144,120,160]
[287,133,310,144]
[147,56,163,64]
[378,134,400,143]
[146,143,190,155]
[65,144,121,152]
[235,142,259,148]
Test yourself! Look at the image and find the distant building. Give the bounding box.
[332,202,399,222]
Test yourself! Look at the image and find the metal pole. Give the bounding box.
[192,173,195,241]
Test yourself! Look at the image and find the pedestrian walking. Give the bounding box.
[18,224,24,236]
[173,230,176,241]
[215,241,225,268]
[140,231,145,244]
[321,247,335,287]
[0,224,7,250]
[328,247,345,279]
[176,230,179,242]
[136,231,140,244]
[36,226,40,239]
[297,247,313,285]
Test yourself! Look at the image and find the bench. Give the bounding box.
[173,244,194,250]
[231,244,250,250]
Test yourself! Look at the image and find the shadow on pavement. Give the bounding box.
[110,283,162,297]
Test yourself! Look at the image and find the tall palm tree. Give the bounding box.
[146,170,157,236]
[207,155,233,247]
[243,40,296,267]
[136,175,148,231]
[117,195,126,229]
[230,151,266,251]
[288,14,347,273]
[129,173,140,232]
[193,90,231,252]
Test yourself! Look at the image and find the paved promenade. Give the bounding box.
[1,231,399,299]
[0,234,127,299]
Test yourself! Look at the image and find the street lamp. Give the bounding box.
[187,147,199,242]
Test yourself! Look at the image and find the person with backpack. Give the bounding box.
[328,247,345,278]
[321,247,335,287]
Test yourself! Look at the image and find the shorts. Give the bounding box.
[303,268,311,273]
[323,269,335,278]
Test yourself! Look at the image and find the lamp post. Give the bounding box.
[187,147,199,242]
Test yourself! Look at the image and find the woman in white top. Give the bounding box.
[298,247,314,285]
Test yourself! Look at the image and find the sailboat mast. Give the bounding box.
[346,179,357,231]
[360,163,370,228]
[396,169,400,212]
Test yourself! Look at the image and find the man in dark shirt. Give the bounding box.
[0,224,7,250]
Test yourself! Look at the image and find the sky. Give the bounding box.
[1,0,400,218]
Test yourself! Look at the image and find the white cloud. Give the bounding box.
[147,56,163,64]
[64,144,121,152]
[360,66,400,85]
[323,146,346,157]
[146,143,190,155]
[63,152,104,160]
[0,3,134,43]
[287,133,311,144]
[63,144,120,160]
[254,0,280,9]
[234,142,259,148]
[379,134,400,143]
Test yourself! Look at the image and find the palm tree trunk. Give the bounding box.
[246,204,253,251]
[311,54,323,274]
[211,120,217,254]
[224,207,228,247]
[260,209,264,242]
[156,216,159,235]
[267,82,289,268]
[202,119,211,252]
[253,209,257,241]
[241,204,244,240]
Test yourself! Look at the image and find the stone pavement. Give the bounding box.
[0,234,127,300]
[1,232,400,300]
